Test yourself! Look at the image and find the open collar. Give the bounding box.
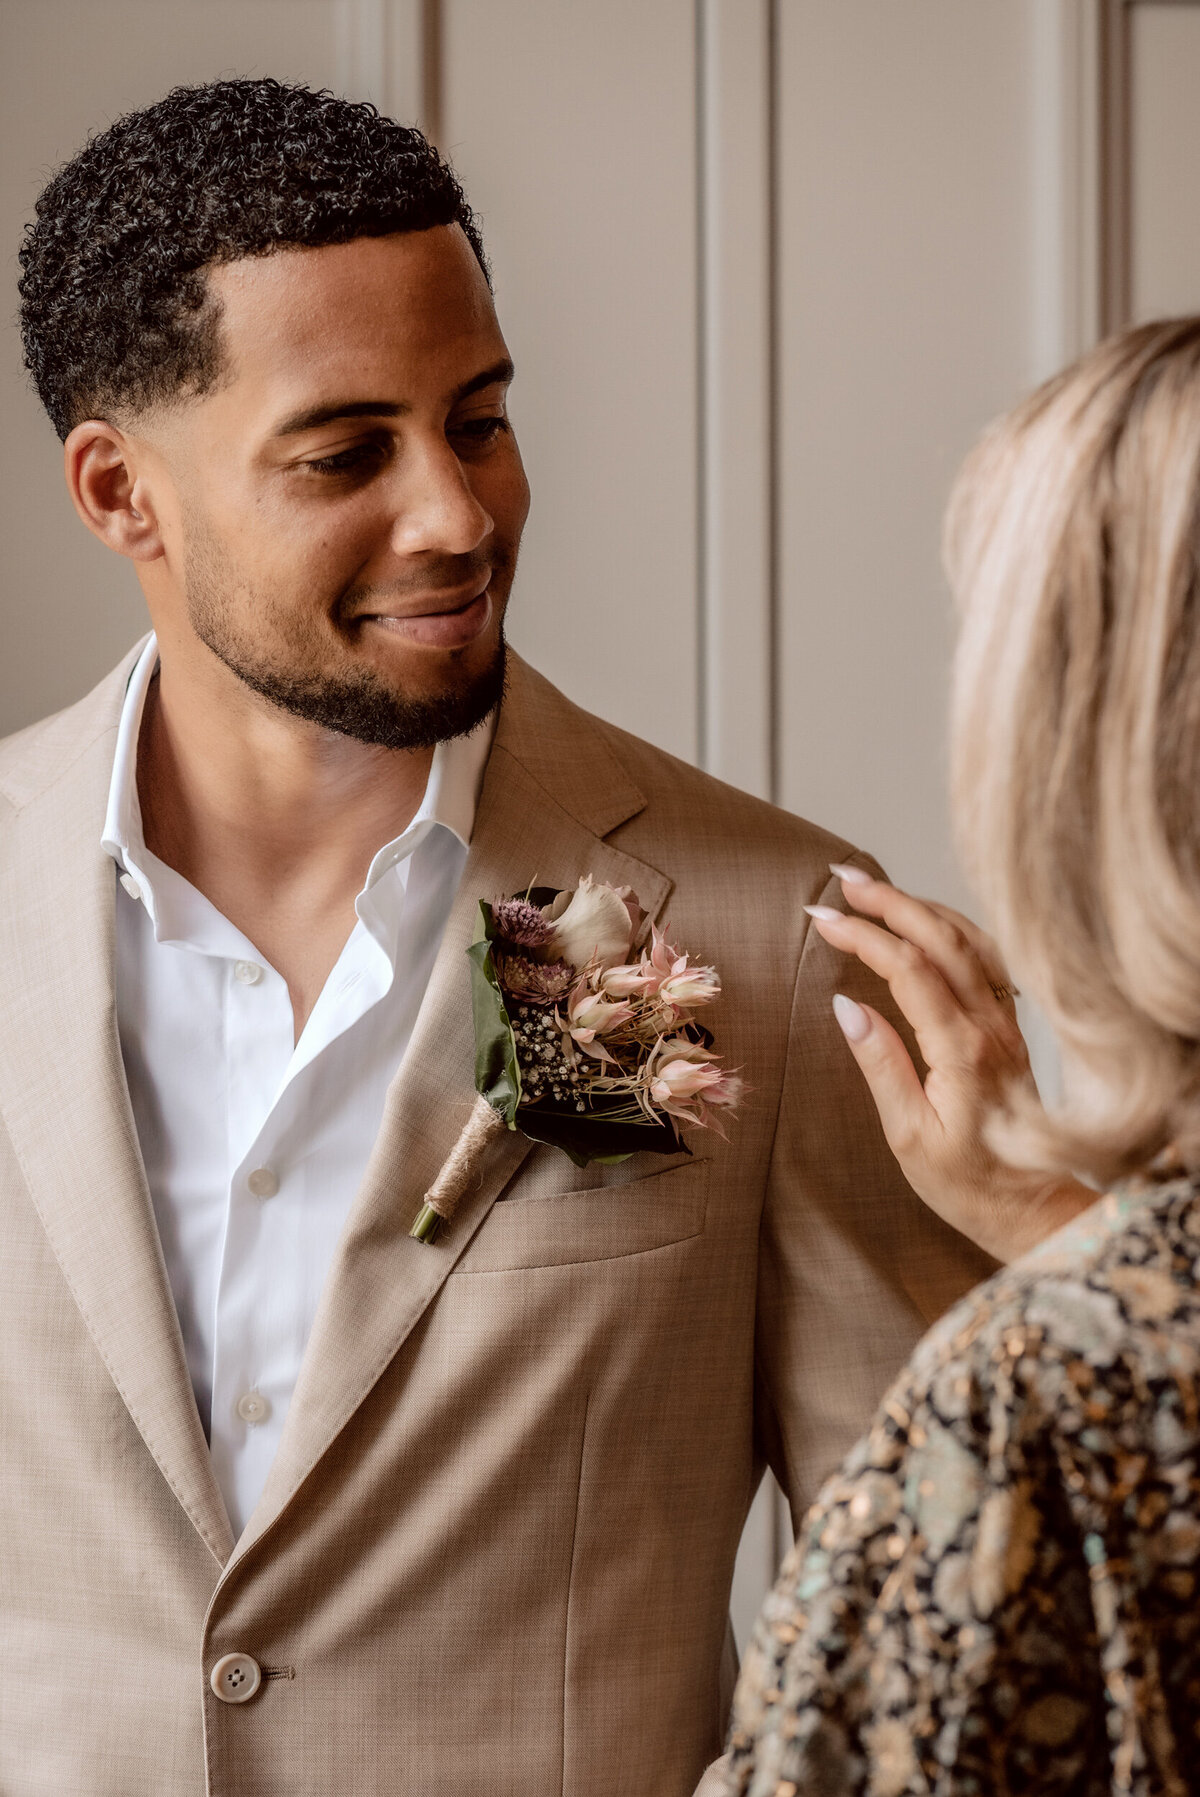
[0,644,671,1569]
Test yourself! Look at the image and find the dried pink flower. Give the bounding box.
[658,962,721,1011]
[561,982,634,1061]
[496,953,573,1005]
[644,1037,745,1128]
[599,959,659,1000]
[648,925,688,980]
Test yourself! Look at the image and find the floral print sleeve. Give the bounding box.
[728,1179,1200,1797]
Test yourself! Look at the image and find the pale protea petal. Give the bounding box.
[547,876,636,972]
[658,963,721,1009]
[648,924,685,980]
[600,959,659,999]
[567,981,634,1036]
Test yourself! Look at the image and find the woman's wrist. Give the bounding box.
[985,1176,1096,1264]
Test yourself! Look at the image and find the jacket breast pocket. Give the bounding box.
[452,1157,711,1274]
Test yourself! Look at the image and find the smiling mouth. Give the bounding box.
[359,586,493,650]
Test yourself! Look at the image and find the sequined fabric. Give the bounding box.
[728,1177,1200,1797]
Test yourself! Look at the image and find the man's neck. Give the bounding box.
[137,655,434,1038]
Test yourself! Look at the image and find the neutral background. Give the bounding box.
[3,0,1199,1647]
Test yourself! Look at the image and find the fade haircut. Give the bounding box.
[17,78,488,441]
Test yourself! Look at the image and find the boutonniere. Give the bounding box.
[411,877,744,1242]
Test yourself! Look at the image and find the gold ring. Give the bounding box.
[989,981,1018,1004]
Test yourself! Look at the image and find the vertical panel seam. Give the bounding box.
[420,0,443,147]
[695,0,710,772]
[1098,0,1132,333]
[767,0,781,806]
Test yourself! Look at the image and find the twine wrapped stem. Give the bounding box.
[410,1094,509,1243]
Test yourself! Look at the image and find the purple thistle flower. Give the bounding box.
[493,897,554,949]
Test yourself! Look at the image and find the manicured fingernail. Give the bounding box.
[833,993,871,1042]
[805,904,844,923]
[830,862,873,886]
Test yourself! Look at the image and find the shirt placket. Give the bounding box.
[209,950,296,1531]
[207,900,404,1537]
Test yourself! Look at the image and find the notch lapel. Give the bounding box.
[239,669,672,1558]
[0,701,234,1565]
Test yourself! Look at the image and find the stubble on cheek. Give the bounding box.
[180,500,344,674]
[176,501,510,751]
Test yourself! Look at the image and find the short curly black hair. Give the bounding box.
[18,78,488,440]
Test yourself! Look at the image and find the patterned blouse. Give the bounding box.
[727,1175,1200,1797]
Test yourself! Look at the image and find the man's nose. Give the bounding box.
[388,436,493,558]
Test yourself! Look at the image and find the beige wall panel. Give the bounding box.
[776,0,1036,899]
[1131,4,1200,321]
[441,0,699,761]
[0,0,352,735]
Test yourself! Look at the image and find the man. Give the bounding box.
[1,80,991,1795]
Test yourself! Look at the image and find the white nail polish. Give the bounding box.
[830,861,873,886]
[833,993,871,1043]
[805,904,844,923]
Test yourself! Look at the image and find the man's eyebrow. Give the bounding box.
[272,398,405,436]
[270,360,515,438]
[452,358,515,403]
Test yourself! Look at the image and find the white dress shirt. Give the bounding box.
[103,636,492,1537]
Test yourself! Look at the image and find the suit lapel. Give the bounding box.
[239,663,672,1557]
[0,679,235,1566]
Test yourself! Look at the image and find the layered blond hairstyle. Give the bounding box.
[946,316,1200,1187]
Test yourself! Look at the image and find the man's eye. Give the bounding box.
[451,416,509,447]
[302,443,387,476]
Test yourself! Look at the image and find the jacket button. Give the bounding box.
[210,1653,262,1704]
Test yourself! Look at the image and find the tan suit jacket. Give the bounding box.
[0,646,992,1795]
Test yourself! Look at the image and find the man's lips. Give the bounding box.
[358,582,494,650]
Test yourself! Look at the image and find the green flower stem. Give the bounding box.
[409,1203,444,1244]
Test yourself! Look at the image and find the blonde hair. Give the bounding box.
[946,317,1200,1186]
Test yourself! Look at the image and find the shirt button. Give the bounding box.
[119,872,142,901]
[209,1652,262,1704]
[234,960,264,985]
[236,1391,271,1426]
[246,1167,279,1198]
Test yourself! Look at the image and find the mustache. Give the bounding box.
[337,552,498,618]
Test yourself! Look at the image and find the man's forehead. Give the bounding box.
[209,226,498,356]
[202,227,507,421]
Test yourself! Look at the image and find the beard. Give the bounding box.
[182,518,508,752]
[198,627,508,752]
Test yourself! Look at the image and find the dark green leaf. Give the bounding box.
[515,1103,687,1169]
[467,903,521,1125]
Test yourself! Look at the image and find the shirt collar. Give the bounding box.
[101,633,494,907]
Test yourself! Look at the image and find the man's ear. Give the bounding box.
[64,420,165,562]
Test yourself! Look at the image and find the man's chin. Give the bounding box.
[216,634,508,753]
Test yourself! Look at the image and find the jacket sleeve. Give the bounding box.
[753,854,996,1523]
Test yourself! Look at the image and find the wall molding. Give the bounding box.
[1098,0,1133,333]
[1029,0,1200,365]
[1094,0,1200,336]
[1030,0,1102,375]
[332,0,432,135]
[695,0,776,800]
[420,0,442,146]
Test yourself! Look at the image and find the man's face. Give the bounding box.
[147,225,530,748]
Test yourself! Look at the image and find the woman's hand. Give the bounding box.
[807,865,1094,1264]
